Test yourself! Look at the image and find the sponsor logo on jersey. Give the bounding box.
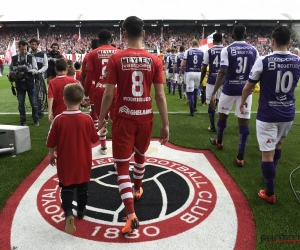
[119,105,152,115]
[121,57,152,71]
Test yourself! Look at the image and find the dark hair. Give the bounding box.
[55,59,68,72]
[98,30,112,43]
[74,62,81,70]
[91,39,100,50]
[271,25,291,46]
[67,65,75,76]
[179,46,185,52]
[18,40,28,48]
[64,83,84,105]
[29,38,40,45]
[122,16,144,38]
[213,33,223,43]
[233,25,246,40]
[51,43,59,49]
[67,60,73,67]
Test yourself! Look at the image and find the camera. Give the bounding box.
[8,66,29,82]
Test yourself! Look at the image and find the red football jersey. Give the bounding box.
[81,53,89,72]
[105,48,164,124]
[46,110,99,186]
[86,45,118,96]
[48,75,78,117]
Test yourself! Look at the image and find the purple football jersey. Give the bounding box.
[175,52,184,73]
[221,41,258,96]
[248,51,300,122]
[203,45,224,85]
[184,48,204,73]
[167,54,176,73]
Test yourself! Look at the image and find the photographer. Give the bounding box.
[46,43,63,84]
[29,38,48,118]
[8,40,39,126]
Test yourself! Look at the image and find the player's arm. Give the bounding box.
[240,57,263,113]
[99,84,114,127]
[173,62,177,77]
[179,59,186,75]
[240,81,256,114]
[212,67,226,96]
[200,65,208,88]
[154,83,169,145]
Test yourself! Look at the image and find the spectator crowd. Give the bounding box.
[0,25,299,59]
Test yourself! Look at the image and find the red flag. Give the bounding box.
[5,42,12,63]
[200,32,216,52]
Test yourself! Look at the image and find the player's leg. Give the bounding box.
[274,121,293,167]
[206,84,216,132]
[236,95,252,166]
[201,86,206,105]
[89,85,99,130]
[256,120,277,203]
[185,73,195,116]
[94,93,107,154]
[112,117,139,234]
[132,121,153,200]
[210,93,233,148]
[194,72,201,111]
[177,75,183,100]
[60,183,76,234]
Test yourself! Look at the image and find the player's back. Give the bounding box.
[167,54,176,73]
[256,52,300,122]
[222,42,258,96]
[175,52,184,73]
[207,45,224,83]
[185,48,203,72]
[106,48,164,124]
[89,45,118,84]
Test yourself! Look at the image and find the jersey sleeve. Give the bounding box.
[153,57,164,84]
[46,119,57,148]
[248,56,264,83]
[105,55,118,85]
[203,50,209,65]
[220,48,229,69]
[183,50,188,60]
[47,81,54,98]
[85,51,94,72]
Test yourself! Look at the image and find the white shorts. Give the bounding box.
[205,84,222,104]
[185,72,201,93]
[218,93,252,119]
[256,120,293,151]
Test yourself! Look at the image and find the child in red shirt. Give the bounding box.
[46,83,106,234]
[47,59,77,122]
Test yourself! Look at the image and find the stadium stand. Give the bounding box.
[0,23,299,60]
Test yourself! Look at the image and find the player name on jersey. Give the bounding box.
[121,57,152,71]
[97,50,118,58]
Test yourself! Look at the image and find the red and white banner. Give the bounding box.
[200,32,216,52]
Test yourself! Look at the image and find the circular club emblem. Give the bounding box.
[37,157,217,242]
